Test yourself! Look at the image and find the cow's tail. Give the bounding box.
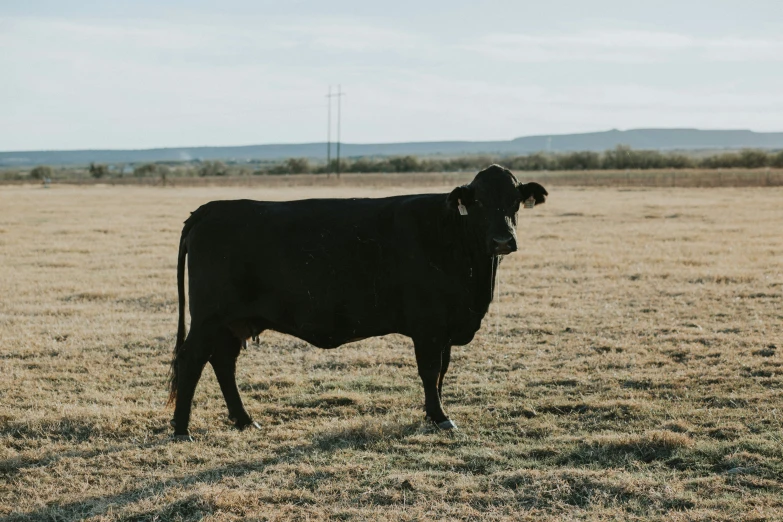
[167,228,189,406]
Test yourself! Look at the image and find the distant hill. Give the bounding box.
[3,129,783,167]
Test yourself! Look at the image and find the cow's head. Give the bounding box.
[447,164,548,256]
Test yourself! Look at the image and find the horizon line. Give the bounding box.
[3,127,781,154]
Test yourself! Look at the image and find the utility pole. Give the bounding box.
[325,85,345,178]
[335,85,345,178]
[326,85,332,177]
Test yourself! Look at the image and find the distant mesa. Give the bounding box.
[2,128,783,166]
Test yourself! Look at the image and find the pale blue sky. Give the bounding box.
[2,1,782,150]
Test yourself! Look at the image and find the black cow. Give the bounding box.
[168,164,547,440]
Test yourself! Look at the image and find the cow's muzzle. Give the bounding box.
[491,236,517,255]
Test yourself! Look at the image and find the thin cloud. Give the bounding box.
[465,30,783,63]
[280,22,424,53]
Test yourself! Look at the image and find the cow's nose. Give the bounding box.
[492,236,517,255]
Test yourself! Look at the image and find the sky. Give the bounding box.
[2,0,783,151]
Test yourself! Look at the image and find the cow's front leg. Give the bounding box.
[413,338,457,430]
[438,344,452,401]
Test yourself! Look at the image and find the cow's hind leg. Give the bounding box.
[414,338,456,430]
[210,331,260,431]
[171,326,213,441]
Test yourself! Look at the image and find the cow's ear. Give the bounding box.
[447,185,475,212]
[518,182,548,205]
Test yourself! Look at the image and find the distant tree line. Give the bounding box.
[261,147,783,174]
[8,146,783,181]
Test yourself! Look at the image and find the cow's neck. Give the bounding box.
[465,245,498,318]
[449,216,498,319]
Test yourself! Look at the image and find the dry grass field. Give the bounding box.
[0,180,781,521]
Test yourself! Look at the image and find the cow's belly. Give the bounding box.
[220,289,399,349]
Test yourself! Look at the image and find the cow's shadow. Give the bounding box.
[0,416,171,478]
[0,440,169,478]
[1,420,424,522]
[0,455,273,522]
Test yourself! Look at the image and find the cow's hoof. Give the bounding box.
[233,419,261,431]
[426,416,458,430]
[437,419,458,430]
[172,433,194,442]
[242,421,262,431]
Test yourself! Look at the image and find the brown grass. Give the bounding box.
[0,182,782,521]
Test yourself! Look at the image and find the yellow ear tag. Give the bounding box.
[523,196,536,209]
[458,199,468,216]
